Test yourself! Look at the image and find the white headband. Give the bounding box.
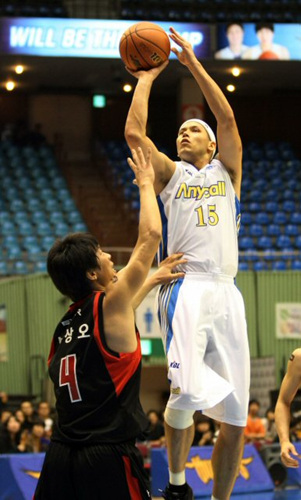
[179,119,217,160]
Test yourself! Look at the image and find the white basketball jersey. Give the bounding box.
[157,159,240,277]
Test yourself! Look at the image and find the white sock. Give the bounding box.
[211,496,220,500]
[169,470,186,486]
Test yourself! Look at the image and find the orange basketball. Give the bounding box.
[119,22,170,71]
[259,51,279,60]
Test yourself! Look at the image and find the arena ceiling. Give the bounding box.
[1,54,301,96]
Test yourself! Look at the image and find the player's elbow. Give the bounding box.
[148,227,162,245]
[124,125,144,147]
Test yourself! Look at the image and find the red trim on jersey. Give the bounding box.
[93,291,141,397]
[122,456,143,500]
[47,338,56,367]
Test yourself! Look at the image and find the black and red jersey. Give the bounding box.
[48,291,148,444]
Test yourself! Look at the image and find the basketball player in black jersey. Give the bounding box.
[34,147,186,500]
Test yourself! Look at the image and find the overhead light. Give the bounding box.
[226,84,236,93]
[93,94,106,108]
[6,81,15,91]
[231,67,241,77]
[15,65,24,74]
[123,83,132,93]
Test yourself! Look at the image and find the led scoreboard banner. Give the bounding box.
[0,18,211,59]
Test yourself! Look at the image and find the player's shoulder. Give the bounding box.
[290,348,301,363]
[288,349,301,375]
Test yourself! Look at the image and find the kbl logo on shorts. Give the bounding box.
[170,361,180,369]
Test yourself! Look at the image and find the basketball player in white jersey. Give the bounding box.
[124,28,250,500]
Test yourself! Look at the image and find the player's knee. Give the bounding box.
[164,408,194,430]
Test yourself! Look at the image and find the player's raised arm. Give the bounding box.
[275,349,301,468]
[169,27,242,196]
[124,64,176,194]
[103,148,161,340]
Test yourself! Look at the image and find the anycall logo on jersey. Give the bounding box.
[175,181,226,201]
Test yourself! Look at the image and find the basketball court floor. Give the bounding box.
[154,489,301,499]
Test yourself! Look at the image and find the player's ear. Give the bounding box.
[86,270,97,281]
[208,141,216,157]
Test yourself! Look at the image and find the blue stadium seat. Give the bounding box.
[291,260,301,271]
[250,190,263,202]
[266,201,278,213]
[34,261,47,273]
[239,237,255,250]
[28,199,42,212]
[68,211,83,224]
[257,236,273,249]
[249,224,263,237]
[267,224,281,237]
[45,199,59,212]
[273,211,287,225]
[6,245,23,260]
[2,235,18,248]
[262,249,277,261]
[238,262,250,271]
[36,222,53,236]
[247,202,261,213]
[253,261,268,271]
[282,200,296,213]
[12,261,30,275]
[72,222,88,232]
[1,221,17,236]
[18,221,34,236]
[32,212,48,224]
[40,235,56,251]
[257,212,270,225]
[49,212,65,224]
[272,260,287,271]
[285,224,299,236]
[295,235,301,249]
[241,249,258,261]
[265,189,279,201]
[10,199,24,212]
[27,245,43,262]
[276,235,292,249]
[54,222,70,236]
[22,235,39,250]
[0,261,9,276]
[241,212,252,225]
[291,212,301,225]
[270,178,282,189]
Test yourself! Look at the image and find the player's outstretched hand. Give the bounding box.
[155,253,187,284]
[127,147,155,188]
[125,60,169,80]
[169,27,197,66]
[280,441,301,468]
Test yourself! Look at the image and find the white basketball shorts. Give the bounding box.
[157,272,250,427]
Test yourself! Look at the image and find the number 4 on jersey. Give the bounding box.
[59,354,82,402]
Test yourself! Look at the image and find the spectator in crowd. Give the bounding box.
[262,407,278,444]
[215,23,248,60]
[275,349,301,467]
[14,409,26,428]
[146,409,165,445]
[244,399,266,445]
[0,415,23,454]
[0,392,8,413]
[21,419,50,453]
[37,401,54,438]
[20,400,36,431]
[0,409,13,430]
[242,23,290,60]
[192,415,215,447]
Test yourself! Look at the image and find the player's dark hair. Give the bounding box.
[255,22,274,33]
[226,22,244,32]
[47,233,100,302]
